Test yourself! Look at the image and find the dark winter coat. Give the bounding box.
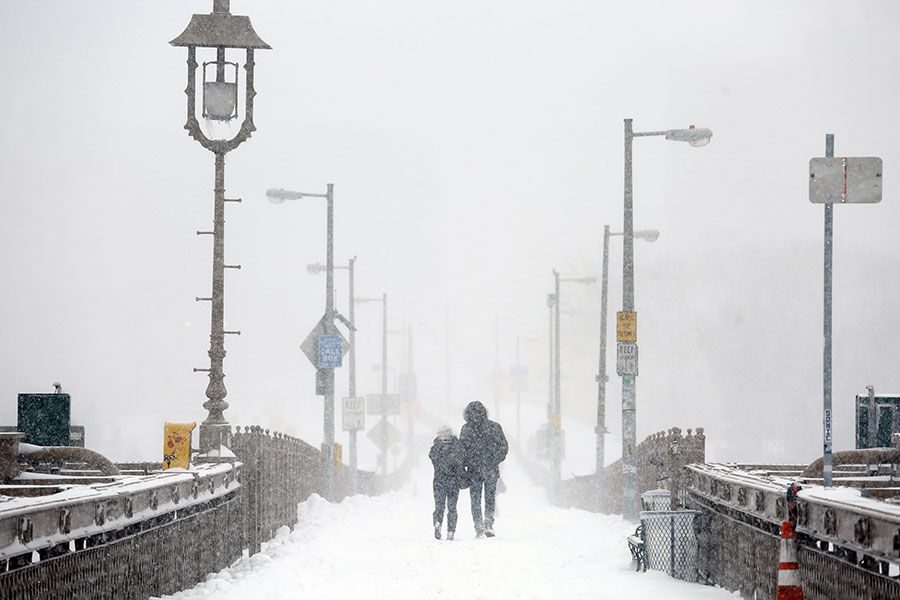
[459,401,508,479]
[429,436,469,490]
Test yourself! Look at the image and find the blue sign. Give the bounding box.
[318,335,343,368]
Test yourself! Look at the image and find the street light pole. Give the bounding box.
[171,0,270,454]
[597,226,611,480]
[382,293,388,476]
[620,118,711,520]
[348,257,357,492]
[266,185,338,498]
[596,226,658,508]
[309,257,357,493]
[553,270,562,494]
[550,270,596,498]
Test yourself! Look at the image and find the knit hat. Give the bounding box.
[437,426,453,440]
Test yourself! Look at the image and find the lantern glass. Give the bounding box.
[202,61,239,121]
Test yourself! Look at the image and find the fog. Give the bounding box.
[1,1,899,472]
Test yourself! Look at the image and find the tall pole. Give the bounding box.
[494,316,501,419]
[547,294,554,461]
[199,151,230,453]
[596,226,610,477]
[406,325,414,455]
[622,118,638,521]
[323,183,335,499]
[516,335,522,443]
[348,257,357,494]
[823,134,834,487]
[381,293,388,476]
[552,269,562,495]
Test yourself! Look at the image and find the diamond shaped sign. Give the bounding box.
[300,314,349,368]
[367,417,401,451]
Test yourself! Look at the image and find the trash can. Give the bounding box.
[641,488,671,511]
[639,510,702,582]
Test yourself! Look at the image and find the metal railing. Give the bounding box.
[686,463,900,599]
[0,424,412,599]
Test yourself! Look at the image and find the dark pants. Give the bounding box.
[433,480,459,532]
[469,471,499,533]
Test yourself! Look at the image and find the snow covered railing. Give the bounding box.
[686,463,900,564]
[686,462,900,599]
[0,461,239,566]
[0,461,244,600]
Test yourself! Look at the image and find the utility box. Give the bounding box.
[17,394,71,447]
[856,393,900,449]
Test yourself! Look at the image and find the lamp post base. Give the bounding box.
[198,422,232,458]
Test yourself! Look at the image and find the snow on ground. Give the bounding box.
[158,453,737,600]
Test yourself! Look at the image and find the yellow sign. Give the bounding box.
[333,442,342,467]
[617,311,637,342]
[163,422,196,470]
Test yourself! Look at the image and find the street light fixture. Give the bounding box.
[620,118,711,520]
[171,0,270,454]
[356,294,389,475]
[595,226,659,503]
[550,269,596,497]
[265,184,341,498]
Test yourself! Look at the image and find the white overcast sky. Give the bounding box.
[1,1,899,468]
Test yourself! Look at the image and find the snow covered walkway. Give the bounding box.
[159,453,737,599]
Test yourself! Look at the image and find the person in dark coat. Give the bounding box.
[429,426,467,540]
[459,400,508,537]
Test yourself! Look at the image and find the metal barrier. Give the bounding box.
[640,510,702,582]
[687,463,900,599]
[0,424,411,600]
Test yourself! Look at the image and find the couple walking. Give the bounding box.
[429,400,508,540]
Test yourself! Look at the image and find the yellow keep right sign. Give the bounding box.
[617,311,637,342]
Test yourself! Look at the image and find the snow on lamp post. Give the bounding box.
[171,0,270,454]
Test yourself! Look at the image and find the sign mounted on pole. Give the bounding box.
[300,314,349,368]
[616,311,637,343]
[616,343,639,376]
[342,397,365,431]
[366,393,402,416]
[367,418,400,451]
[318,335,343,368]
[809,157,882,204]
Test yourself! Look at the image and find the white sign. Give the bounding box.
[809,157,883,204]
[616,343,639,376]
[342,397,365,432]
[366,393,402,416]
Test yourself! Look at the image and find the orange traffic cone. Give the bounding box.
[777,521,803,600]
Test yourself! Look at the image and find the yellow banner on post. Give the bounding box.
[163,422,196,470]
[617,310,637,343]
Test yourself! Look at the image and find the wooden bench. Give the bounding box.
[627,524,646,572]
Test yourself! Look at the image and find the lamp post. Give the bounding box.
[266,185,341,498]
[621,119,711,520]
[550,270,597,497]
[596,227,658,504]
[309,258,357,493]
[357,294,388,475]
[171,0,270,454]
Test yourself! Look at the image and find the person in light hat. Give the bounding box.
[429,425,469,540]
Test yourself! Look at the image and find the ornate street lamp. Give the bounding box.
[171,0,270,454]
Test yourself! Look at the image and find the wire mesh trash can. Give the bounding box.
[640,488,671,511]
[639,510,701,582]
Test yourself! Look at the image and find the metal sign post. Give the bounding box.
[808,135,883,488]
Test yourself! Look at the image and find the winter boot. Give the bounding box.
[484,526,495,538]
[434,521,442,540]
[446,530,455,541]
